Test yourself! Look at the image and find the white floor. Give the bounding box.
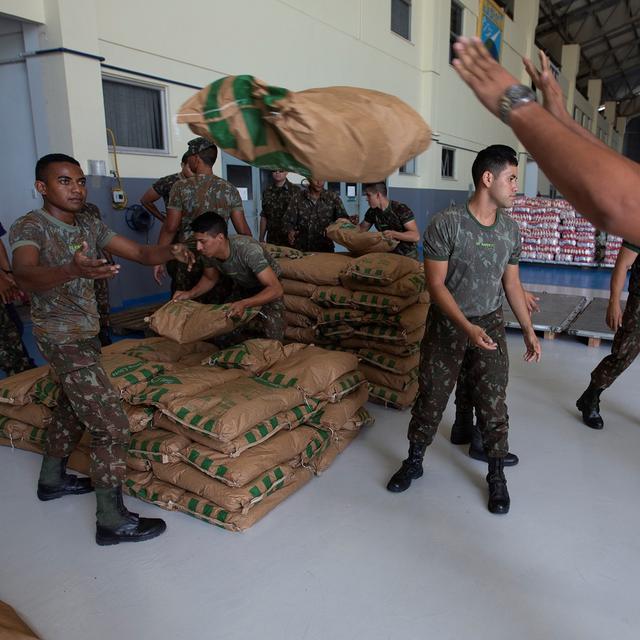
[1,333,640,640]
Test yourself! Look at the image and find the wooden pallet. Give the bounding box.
[110,303,164,335]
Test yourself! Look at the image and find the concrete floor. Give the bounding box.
[1,332,639,640]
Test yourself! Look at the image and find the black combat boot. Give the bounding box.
[486,457,510,514]
[450,409,473,445]
[37,455,94,501]
[387,442,427,493]
[95,486,166,546]
[468,422,519,466]
[576,384,604,429]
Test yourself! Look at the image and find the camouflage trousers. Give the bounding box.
[36,335,129,489]
[454,351,475,416]
[0,304,34,375]
[408,305,510,458]
[167,258,232,303]
[591,293,640,389]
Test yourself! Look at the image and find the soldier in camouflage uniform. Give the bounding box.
[140,152,193,223]
[173,211,285,341]
[387,145,541,515]
[0,220,35,375]
[10,153,192,545]
[259,169,301,246]
[81,203,113,346]
[577,241,640,429]
[359,182,420,260]
[284,179,348,252]
[155,137,251,301]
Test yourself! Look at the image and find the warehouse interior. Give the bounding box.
[1,1,640,639]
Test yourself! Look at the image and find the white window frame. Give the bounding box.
[102,74,171,156]
[391,0,412,41]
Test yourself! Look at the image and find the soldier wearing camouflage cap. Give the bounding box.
[155,137,252,301]
[387,145,541,515]
[10,153,193,545]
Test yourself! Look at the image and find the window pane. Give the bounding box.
[391,0,411,40]
[327,181,341,194]
[400,157,416,175]
[449,2,463,64]
[441,148,455,178]
[103,79,164,150]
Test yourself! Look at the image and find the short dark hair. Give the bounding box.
[181,152,189,164]
[190,211,228,237]
[35,154,81,181]
[471,145,518,188]
[198,145,218,167]
[363,182,388,197]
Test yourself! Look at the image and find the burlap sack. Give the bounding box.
[317,370,367,403]
[256,345,358,396]
[283,295,322,320]
[315,323,354,339]
[103,337,216,363]
[261,243,305,260]
[0,436,42,455]
[128,367,244,405]
[123,470,153,496]
[123,403,155,433]
[177,75,430,182]
[340,406,375,431]
[0,415,30,441]
[0,366,58,407]
[100,354,168,398]
[311,285,353,308]
[368,380,419,410]
[357,349,420,374]
[341,271,425,297]
[126,456,151,472]
[204,340,305,374]
[153,459,296,513]
[315,309,363,326]
[147,301,260,344]
[361,303,428,333]
[341,337,420,357]
[175,466,313,532]
[355,324,425,344]
[281,278,317,297]
[180,424,324,487]
[311,429,360,474]
[157,398,324,456]
[325,220,399,255]
[285,311,314,329]
[161,378,304,443]
[66,447,90,476]
[0,600,40,639]
[350,291,419,314]
[0,403,52,429]
[342,253,420,285]
[283,326,316,344]
[277,253,352,285]
[126,476,185,509]
[360,363,419,392]
[128,428,192,464]
[314,383,369,429]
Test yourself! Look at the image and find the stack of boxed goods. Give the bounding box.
[276,248,428,410]
[603,234,623,266]
[0,338,373,532]
[510,196,597,264]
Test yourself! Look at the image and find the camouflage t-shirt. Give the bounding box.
[284,188,347,253]
[424,203,521,318]
[9,208,116,342]
[364,200,418,259]
[152,172,181,209]
[203,235,282,292]
[622,240,640,295]
[260,180,301,246]
[167,174,243,244]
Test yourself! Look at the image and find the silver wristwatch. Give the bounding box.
[498,84,537,124]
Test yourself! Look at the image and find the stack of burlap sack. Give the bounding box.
[0,337,373,532]
[273,247,429,410]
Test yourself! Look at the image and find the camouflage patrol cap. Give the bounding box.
[186,137,217,157]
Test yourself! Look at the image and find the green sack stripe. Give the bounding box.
[251,150,311,178]
[205,77,238,149]
[233,75,268,148]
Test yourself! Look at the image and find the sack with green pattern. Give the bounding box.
[283,295,322,321]
[325,220,399,255]
[204,339,305,374]
[368,380,419,410]
[360,363,419,392]
[101,354,168,398]
[357,349,420,375]
[342,253,420,285]
[0,402,52,428]
[277,253,352,286]
[177,75,431,182]
[360,303,428,333]
[128,428,192,464]
[0,365,58,407]
[311,285,353,308]
[146,300,260,344]
[341,336,420,357]
[281,278,318,297]
[354,324,425,345]
[285,311,314,329]
[341,270,425,297]
[283,326,316,345]
[103,337,216,363]
[350,291,418,314]
[315,309,363,326]
[317,370,367,403]
[261,243,305,260]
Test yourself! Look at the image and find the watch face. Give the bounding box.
[507,85,535,101]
